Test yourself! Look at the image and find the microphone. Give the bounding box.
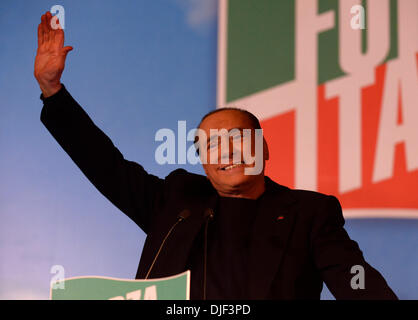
[144,209,191,279]
[203,208,214,300]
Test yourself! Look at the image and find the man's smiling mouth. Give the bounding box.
[219,162,246,171]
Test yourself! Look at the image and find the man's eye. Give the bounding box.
[208,140,219,149]
[232,134,241,141]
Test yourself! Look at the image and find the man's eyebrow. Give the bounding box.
[207,134,219,144]
[205,128,248,144]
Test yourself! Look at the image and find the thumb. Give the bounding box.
[62,46,73,56]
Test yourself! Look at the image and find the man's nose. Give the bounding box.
[220,136,241,162]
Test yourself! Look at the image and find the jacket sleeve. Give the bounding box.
[40,84,164,233]
[310,195,398,300]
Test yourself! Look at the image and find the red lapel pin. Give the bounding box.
[276,216,285,221]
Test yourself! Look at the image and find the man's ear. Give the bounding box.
[263,137,269,161]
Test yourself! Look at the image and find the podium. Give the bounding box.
[50,270,190,300]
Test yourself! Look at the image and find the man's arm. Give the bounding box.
[35,11,164,233]
[40,85,165,233]
[311,195,398,300]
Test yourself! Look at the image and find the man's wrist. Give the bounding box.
[39,82,62,98]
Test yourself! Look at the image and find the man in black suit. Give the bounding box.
[35,11,397,299]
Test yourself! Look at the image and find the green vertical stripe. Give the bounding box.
[362,0,368,54]
[318,0,345,84]
[226,0,295,102]
[384,0,398,63]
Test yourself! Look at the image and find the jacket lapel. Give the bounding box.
[247,178,297,299]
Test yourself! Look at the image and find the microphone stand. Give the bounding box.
[144,209,191,280]
[203,208,214,300]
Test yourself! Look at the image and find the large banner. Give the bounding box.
[217,0,418,218]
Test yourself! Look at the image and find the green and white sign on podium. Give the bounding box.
[50,270,190,300]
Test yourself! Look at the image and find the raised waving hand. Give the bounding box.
[34,11,73,97]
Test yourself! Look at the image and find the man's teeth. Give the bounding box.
[223,163,243,170]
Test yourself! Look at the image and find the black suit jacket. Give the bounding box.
[40,84,397,300]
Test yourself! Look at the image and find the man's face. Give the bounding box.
[198,110,268,196]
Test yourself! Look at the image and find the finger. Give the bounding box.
[40,14,47,40]
[53,16,63,30]
[50,24,56,48]
[49,17,63,52]
[56,18,62,31]
[46,12,53,31]
[62,46,73,56]
[45,12,53,49]
[43,13,49,44]
[48,13,58,47]
[54,18,65,52]
[37,23,44,47]
[38,13,46,46]
[60,46,73,63]
[54,30,64,51]
[55,19,64,49]
[42,12,49,32]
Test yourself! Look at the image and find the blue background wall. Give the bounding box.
[0,0,416,299]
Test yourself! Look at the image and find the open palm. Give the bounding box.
[34,11,73,95]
